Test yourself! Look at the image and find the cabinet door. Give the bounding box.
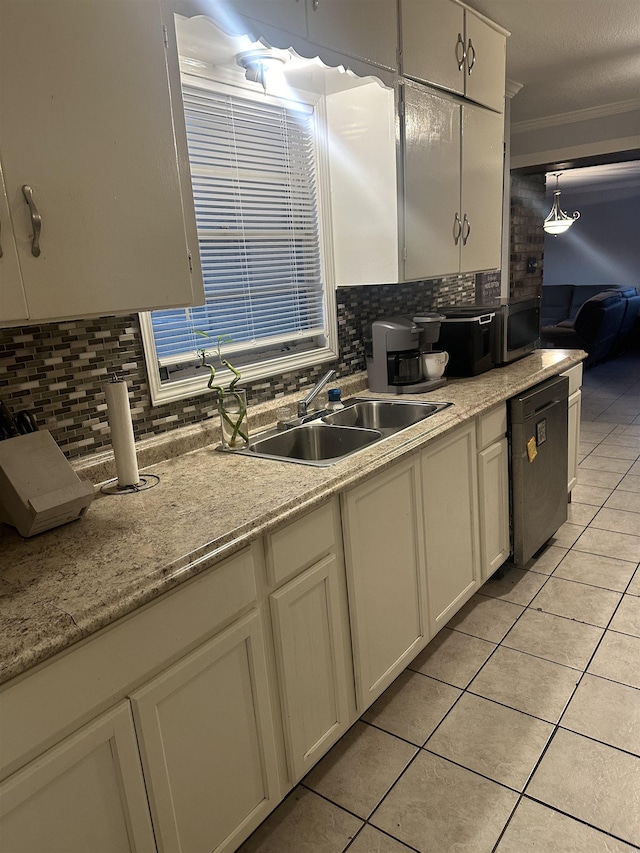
[307,0,398,71]
[227,0,307,37]
[0,0,201,323]
[478,438,510,580]
[401,0,464,95]
[464,10,506,113]
[0,703,155,853]
[403,85,460,280]
[270,554,354,783]
[460,104,504,274]
[0,159,28,324]
[131,610,280,853]
[567,389,582,493]
[421,423,480,634]
[327,83,399,286]
[342,456,428,711]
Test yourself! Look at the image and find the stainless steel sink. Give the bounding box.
[322,399,444,431]
[235,397,452,466]
[245,422,382,466]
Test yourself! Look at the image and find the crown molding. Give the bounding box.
[511,98,640,134]
[505,79,523,99]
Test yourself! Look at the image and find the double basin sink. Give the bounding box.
[236,398,452,466]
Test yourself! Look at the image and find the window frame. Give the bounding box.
[140,71,338,407]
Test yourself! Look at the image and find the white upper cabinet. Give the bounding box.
[229,0,308,38]
[460,102,504,273]
[326,81,399,286]
[225,0,398,71]
[0,0,203,326]
[464,8,507,113]
[403,85,461,280]
[0,159,28,324]
[403,85,503,280]
[306,0,398,71]
[401,0,506,112]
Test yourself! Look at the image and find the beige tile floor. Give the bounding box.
[239,350,640,853]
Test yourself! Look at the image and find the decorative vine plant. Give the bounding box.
[196,331,248,448]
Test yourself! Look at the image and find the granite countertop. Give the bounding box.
[0,349,585,686]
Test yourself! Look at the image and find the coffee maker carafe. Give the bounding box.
[366,315,446,393]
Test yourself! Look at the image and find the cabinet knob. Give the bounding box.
[466,39,476,74]
[22,185,42,258]
[456,33,466,71]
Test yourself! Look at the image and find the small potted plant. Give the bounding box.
[196,332,249,450]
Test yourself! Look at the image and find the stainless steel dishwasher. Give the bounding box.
[509,375,570,566]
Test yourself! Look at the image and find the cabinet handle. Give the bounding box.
[453,212,462,244]
[312,0,319,9]
[466,38,476,74]
[462,213,471,245]
[22,185,41,257]
[456,33,466,71]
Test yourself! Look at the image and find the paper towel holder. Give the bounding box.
[100,473,160,496]
[102,373,160,495]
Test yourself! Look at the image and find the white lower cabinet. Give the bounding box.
[477,438,510,579]
[563,364,584,495]
[421,423,481,633]
[270,554,354,783]
[342,456,428,711]
[567,389,582,493]
[0,374,580,853]
[264,498,355,784]
[130,610,280,853]
[0,702,156,853]
[476,404,510,580]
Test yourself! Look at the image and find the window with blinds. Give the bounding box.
[148,82,330,381]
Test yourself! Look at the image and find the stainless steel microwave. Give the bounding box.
[485,296,541,365]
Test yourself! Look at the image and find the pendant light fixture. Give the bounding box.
[543,173,580,236]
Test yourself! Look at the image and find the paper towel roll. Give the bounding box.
[105,380,139,487]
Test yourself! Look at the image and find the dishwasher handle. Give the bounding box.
[527,398,565,419]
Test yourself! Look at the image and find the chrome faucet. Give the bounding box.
[297,369,336,418]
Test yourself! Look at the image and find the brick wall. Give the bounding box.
[509,173,546,300]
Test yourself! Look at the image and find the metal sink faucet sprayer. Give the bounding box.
[297,369,336,417]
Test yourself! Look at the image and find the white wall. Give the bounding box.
[543,183,640,286]
[510,103,640,170]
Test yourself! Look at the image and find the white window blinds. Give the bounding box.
[150,83,326,366]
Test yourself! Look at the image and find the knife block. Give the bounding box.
[0,430,95,537]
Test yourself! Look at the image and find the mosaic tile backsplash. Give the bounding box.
[0,275,475,459]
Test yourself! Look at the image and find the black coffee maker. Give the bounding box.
[366,316,445,393]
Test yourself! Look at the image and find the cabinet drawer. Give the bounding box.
[0,546,258,780]
[477,404,507,449]
[265,499,338,587]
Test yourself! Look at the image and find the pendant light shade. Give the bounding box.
[543,173,580,236]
